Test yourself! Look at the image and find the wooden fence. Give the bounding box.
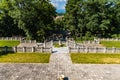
[69,47,120,53]
[0,47,52,53]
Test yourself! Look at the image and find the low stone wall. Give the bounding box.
[0,37,24,41]
[96,38,120,41]
[20,40,37,43]
[69,47,120,53]
[0,47,52,53]
[67,40,76,48]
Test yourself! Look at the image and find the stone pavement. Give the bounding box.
[0,47,120,80]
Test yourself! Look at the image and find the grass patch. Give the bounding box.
[71,53,120,64]
[0,40,20,47]
[0,53,50,63]
[100,41,120,48]
[54,43,66,47]
[76,40,83,43]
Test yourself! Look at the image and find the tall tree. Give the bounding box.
[0,0,24,37]
[65,0,120,39]
[9,0,56,41]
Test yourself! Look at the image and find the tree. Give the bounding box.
[9,0,56,41]
[64,0,120,39]
[0,0,24,37]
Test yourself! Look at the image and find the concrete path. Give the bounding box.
[52,47,69,53]
[0,47,120,80]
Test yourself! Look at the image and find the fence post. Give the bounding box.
[69,47,71,53]
[51,40,53,46]
[112,47,115,53]
[23,47,26,52]
[59,40,61,45]
[85,47,88,53]
[50,47,52,53]
[74,41,76,48]
[4,46,8,53]
[30,40,32,43]
[43,41,46,48]
[32,47,35,52]
[66,40,68,46]
[67,40,69,47]
[104,47,106,53]
[41,47,43,52]
[93,47,97,53]
[14,46,17,52]
[78,47,80,53]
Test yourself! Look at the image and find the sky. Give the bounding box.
[50,0,67,13]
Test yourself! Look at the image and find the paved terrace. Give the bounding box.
[0,47,120,80]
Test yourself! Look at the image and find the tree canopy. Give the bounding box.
[1,0,120,41]
[65,0,120,40]
[0,0,56,41]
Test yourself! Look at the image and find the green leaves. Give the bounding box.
[0,0,56,41]
[65,0,120,39]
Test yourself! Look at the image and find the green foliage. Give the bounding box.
[0,40,20,47]
[57,13,65,16]
[71,53,120,64]
[9,0,56,41]
[65,0,120,39]
[0,53,50,63]
[54,43,66,47]
[0,0,24,36]
[100,41,120,48]
[0,0,56,41]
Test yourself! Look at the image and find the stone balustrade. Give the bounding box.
[0,47,52,53]
[69,47,120,53]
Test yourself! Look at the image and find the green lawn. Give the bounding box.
[71,53,120,64]
[0,40,20,47]
[0,53,50,63]
[100,41,120,48]
[53,43,66,47]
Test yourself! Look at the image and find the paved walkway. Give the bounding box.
[52,47,69,53]
[0,47,120,80]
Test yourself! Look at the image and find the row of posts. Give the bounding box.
[13,47,52,53]
[43,40,71,47]
[69,47,117,53]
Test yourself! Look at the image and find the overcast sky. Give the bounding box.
[50,0,67,13]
